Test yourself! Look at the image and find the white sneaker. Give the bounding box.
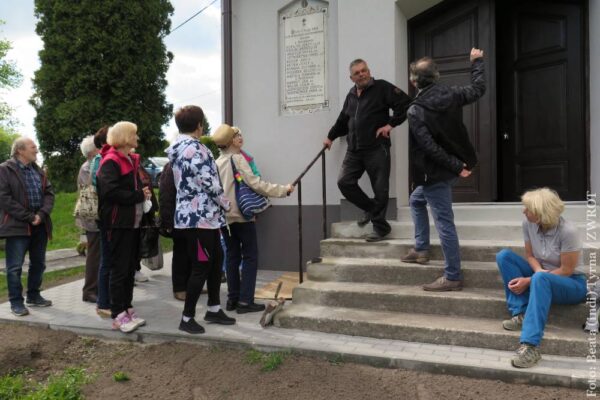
[135,270,149,282]
[128,308,146,329]
[112,311,138,333]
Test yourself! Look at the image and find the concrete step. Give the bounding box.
[274,304,588,357]
[331,220,589,241]
[394,203,591,223]
[308,257,505,289]
[320,238,599,263]
[291,280,587,328]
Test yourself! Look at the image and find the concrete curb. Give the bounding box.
[0,317,586,390]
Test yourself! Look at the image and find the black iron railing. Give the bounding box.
[292,145,328,283]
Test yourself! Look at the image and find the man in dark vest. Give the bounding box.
[402,48,485,291]
[324,59,411,242]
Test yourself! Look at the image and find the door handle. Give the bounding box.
[502,132,509,140]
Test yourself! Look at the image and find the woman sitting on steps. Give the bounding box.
[496,187,587,368]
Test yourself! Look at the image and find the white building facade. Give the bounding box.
[226,0,600,269]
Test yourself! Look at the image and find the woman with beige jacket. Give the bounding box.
[213,124,293,314]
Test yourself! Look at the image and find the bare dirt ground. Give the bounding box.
[0,323,585,400]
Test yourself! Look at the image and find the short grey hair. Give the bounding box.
[80,135,97,157]
[349,58,367,71]
[409,57,440,89]
[10,137,32,158]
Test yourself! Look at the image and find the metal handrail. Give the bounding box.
[292,145,328,283]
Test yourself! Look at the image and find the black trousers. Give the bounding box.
[171,231,190,293]
[107,229,139,318]
[337,144,391,235]
[174,228,222,318]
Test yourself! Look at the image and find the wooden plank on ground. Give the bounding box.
[254,272,305,300]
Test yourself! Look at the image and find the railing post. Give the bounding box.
[321,150,327,239]
[297,180,303,283]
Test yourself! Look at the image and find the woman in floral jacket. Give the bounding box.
[166,105,235,334]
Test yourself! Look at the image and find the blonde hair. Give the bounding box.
[107,121,138,148]
[521,188,564,229]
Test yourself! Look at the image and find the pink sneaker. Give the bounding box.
[112,311,138,333]
[128,308,146,329]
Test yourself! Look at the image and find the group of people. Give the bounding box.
[324,48,587,368]
[0,47,588,368]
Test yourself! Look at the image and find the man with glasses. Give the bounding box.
[324,59,411,242]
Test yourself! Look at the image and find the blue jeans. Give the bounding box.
[409,179,461,280]
[5,224,48,306]
[96,225,111,310]
[222,222,258,304]
[496,249,587,346]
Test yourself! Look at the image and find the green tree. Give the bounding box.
[30,0,174,191]
[0,20,23,136]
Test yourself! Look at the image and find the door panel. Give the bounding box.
[409,0,496,202]
[497,0,586,201]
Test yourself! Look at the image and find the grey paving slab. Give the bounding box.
[0,252,592,390]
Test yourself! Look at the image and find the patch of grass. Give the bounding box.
[112,371,130,382]
[245,349,288,372]
[245,349,264,365]
[0,192,80,259]
[328,354,344,366]
[0,367,91,400]
[262,352,287,372]
[0,265,85,300]
[0,373,28,399]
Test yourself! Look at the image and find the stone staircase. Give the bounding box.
[275,203,598,358]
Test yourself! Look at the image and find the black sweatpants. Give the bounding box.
[337,144,391,235]
[107,229,139,318]
[174,228,223,318]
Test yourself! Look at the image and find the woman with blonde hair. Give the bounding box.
[97,121,152,333]
[495,187,587,368]
[213,124,293,314]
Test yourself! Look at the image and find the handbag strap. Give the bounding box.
[230,156,242,183]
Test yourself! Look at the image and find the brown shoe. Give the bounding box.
[96,308,112,318]
[422,276,463,291]
[174,291,186,301]
[401,248,430,264]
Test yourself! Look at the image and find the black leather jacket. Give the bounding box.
[408,59,485,186]
[328,78,411,151]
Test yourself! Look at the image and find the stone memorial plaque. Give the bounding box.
[280,1,328,115]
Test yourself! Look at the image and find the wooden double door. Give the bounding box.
[409,0,588,201]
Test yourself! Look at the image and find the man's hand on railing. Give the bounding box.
[323,138,332,150]
[286,184,295,195]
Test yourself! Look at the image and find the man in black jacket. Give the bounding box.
[0,137,54,316]
[324,59,411,242]
[402,48,485,291]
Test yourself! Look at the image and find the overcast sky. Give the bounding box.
[0,0,222,144]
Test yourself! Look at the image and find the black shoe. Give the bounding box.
[226,300,238,311]
[26,296,52,307]
[82,295,97,303]
[365,231,390,242]
[204,309,236,325]
[236,302,266,314]
[357,212,371,228]
[179,318,205,334]
[11,304,29,317]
